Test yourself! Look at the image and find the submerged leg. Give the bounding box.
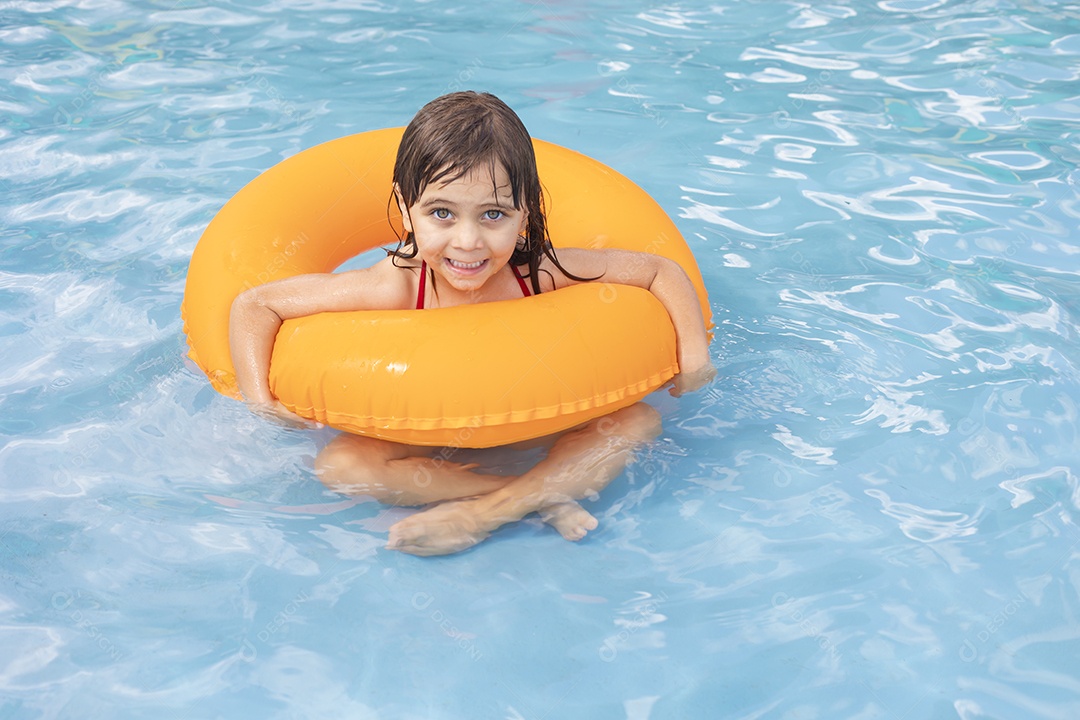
[315,434,512,506]
[386,403,662,556]
[315,431,600,544]
[315,433,596,538]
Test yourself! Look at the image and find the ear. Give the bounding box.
[394,183,413,233]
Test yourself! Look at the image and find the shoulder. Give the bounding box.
[237,255,421,318]
[336,255,418,310]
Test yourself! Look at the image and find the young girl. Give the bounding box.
[229,91,714,556]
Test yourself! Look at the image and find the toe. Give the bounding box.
[386,519,423,550]
[540,501,599,542]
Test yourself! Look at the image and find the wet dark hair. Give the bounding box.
[387,91,592,295]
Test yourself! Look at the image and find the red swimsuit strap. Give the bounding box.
[512,263,532,297]
[416,260,428,309]
[415,260,532,309]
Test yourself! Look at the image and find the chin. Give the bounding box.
[447,277,489,294]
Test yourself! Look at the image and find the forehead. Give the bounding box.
[421,164,514,200]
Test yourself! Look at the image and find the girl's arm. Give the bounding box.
[229,262,409,412]
[551,248,715,393]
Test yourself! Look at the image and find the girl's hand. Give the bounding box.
[248,401,324,430]
[668,362,717,397]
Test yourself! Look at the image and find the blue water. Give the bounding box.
[3,1,1080,717]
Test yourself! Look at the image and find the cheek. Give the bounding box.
[502,229,522,255]
[411,216,440,241]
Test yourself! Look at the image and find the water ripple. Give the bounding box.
[865,488,980,542]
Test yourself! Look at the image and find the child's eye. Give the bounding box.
[432,208,451,220]
[484,210,505,221]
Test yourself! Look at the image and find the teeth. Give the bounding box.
[448,259,484,269]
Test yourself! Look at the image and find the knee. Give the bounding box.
[314,443,354,488]
[314,438,379,491]
[598,403,662,444]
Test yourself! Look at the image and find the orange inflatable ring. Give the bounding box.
[182,127,710,447]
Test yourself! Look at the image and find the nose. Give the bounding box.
[450,220,483,251]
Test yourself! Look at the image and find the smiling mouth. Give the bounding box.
[446,258,487,271]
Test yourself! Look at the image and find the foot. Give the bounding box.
[539,501,598,541]
[386,497,495,556]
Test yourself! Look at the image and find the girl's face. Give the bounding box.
[398,164,527,298]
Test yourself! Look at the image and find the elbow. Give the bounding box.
[232,285,261,313]
[647,255,680,290]
[230,286,280,330]
[659,256,693,284]
[230,287,256,327]
[656,255,682,274]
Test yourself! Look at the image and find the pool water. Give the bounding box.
[3,0,1080,717]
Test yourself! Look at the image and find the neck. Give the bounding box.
[425,264,521,308]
